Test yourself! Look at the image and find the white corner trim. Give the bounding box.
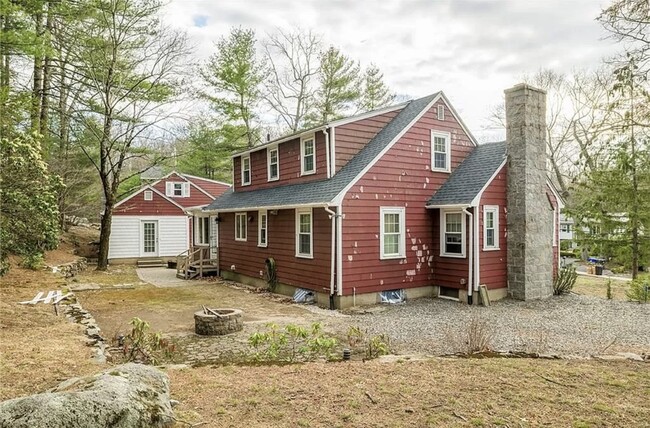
[330,93,443,205]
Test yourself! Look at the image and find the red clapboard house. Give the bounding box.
[108,172,230,265]
[200,84,563,308]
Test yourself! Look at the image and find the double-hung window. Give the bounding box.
[301,136,315,175]
[241,156,251,186]
[431,130,451,172]
[295,208,313,258]
[258,210,268,247]
[441,211,465,257]
[235,213,247,241]
[166,182,189,197]
[483,206,499,250]
[267,147,279,181]
[195,216,210,245]
[380,207,406,259]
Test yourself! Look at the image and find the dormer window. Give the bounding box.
[165,182,189,197]
[267,147,279,181]
[241,156,251,186]
[301,135,315,175]
[431,130,451,173]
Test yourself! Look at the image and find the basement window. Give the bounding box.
[439,286,459,301]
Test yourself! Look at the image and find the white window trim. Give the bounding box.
[267,146,279,182]
[483,205,499,251]
[300,135,316,176]
[437,104,445,121]
[235,212,247,241]
[166,181,189,197]
[440,209,466,258]
[195,216,210,246]
[143,190,153,201]
[241,156,251,186]
[295,208,313,259]
[380,207,406,260]
[258,210,268,248]
[431,130,451,173]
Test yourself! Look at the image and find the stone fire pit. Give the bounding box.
[194,308,243,336]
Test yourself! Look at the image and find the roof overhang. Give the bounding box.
[425,203,472,209]
[203,202,330,214]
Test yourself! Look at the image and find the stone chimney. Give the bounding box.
[505,84,553,300]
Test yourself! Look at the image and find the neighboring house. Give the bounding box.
[559,213,576,249]
[108,172,230,263]
[201,84,563,308]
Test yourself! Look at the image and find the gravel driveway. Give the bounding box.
[349,294,650,357]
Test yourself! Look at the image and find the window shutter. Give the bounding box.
[165,182,173,196]
[183,182,190,197]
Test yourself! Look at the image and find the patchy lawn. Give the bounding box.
[573,275,631,300]
[169,358,650,428]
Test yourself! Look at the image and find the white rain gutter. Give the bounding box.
[462,207,474,304]
[323,206,337,304]
[323,128,331,179]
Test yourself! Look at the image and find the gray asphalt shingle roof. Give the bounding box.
[426,141,506,206]
[205,93,439,211]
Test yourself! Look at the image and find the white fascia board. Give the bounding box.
[181,173,231,187]
[328,102,408,128]
[546,177,565,208]
[425,203,471,210]
[329,93,443,206]
[469,159,508,207]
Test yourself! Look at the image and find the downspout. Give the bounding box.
[474,204,480,293]
[463,207,474,305]
[324,206,337,309]
[337,205,344,298]
[323,128,331,179]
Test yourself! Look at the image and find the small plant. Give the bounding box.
[346,326,365,348]
[606,279,613,300]
[345,326,392,359]
[117,317,177,365]
[248,322,337,362]
[553,265,577,295]
[21,253,44,270]
[445,313,494,354]
[367,334,391,358]
[625,278,650,303]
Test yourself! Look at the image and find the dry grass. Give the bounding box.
[0,259,104,401]
[168,358,650,428]
[72,264,142,286]
[573,276,631,300]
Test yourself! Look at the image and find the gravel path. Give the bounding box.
[349,294,650,357]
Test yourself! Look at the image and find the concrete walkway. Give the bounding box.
[136,267,190,288]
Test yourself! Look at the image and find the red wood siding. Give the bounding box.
[113,189,185,216]
[151,173,214,208]
[232,132,328,192]
[340,100,475,295]
[218,208,332,292]
[334,110,401,172]
[479,165,507,290]
[185,176,230,198]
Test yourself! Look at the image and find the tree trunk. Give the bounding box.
[39,2,53,140]
[31,10,44,132]
[96,200,113,270]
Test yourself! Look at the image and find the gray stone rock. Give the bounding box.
[0,363,174,428]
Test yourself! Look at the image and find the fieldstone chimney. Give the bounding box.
[505,84,553,300]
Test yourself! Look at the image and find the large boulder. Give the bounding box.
[0,363,173,428]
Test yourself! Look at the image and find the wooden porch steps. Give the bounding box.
[176,246,218,279]
[137,258,165,268]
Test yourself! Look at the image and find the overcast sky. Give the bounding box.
[163,0,620,142]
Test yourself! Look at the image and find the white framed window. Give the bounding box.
[241,156,251,186]
[431,130,451,173]
[195,216,210,245]
[235,212,247,241]
[300,135,315,175]
[144,190,153,201]
[295,208,313,258]
[380,207,406,259]
[560,224,571,233]
[258,210,268,247]
[165,182,189,197]
[437,104,445,121]
[483,205,499,250]
[441,210,465,257]
[267,147,279,181]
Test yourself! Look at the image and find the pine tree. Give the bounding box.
[356,64,395,111]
